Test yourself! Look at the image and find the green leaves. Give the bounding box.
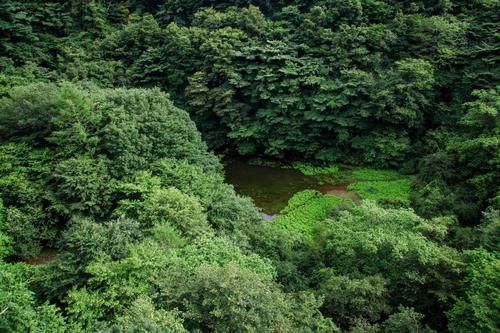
[315,271,391,326]
[0,2,498,332]
[139,187,213,239]
[348,179,412,207]
[415,87,499,222]
[53,156,115,216]
[447,249,500,332]
[374,58,435,128]
[0,199,13,259]
[0,262,67,333]
[460,87,499,130]
[314,202,462,314]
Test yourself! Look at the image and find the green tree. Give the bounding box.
[314,270,390,327]
[0,199,12,258]
[138,187,213,239]
[447,249,500,333]
[314,202,462,323]
[414,87,499,222]
[0,262,67,332]
[94,296,187,333]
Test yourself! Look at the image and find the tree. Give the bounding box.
[34,217,143,302]
[138,187,213,239]
[414,87,499,223]
[0,199,12,259]
[0,82,60,140]
[0,143,54,257]
[381,306,435,333]
[94,296,187,333]
[314,270,391,327]
[52,156,115,217]
[314,202,462,325]
[0,262,67,333]
[447,249,500,333]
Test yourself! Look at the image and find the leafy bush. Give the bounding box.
[0,262,67,333]
[138,187,213,239]
[315,270,391,326]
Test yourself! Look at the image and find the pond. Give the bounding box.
[224,159,358,214]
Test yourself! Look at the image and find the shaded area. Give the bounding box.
[20,248,58,265]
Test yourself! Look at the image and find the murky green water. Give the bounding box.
[224,159,319,214]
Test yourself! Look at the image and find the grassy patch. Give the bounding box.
[270,190,353,238]
[347,179,412,206]
[351,168,404,181]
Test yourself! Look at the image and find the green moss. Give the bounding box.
[347,179,412,206]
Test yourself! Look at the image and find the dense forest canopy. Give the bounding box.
[0,1,498,332]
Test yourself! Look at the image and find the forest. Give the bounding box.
[0,1,498,332]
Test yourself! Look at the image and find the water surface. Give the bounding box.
[224,159,318,214]
[224,159,358,214]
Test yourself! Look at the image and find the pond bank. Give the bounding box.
[316,183,361,205]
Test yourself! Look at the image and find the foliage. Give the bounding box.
[0,1,498,331]
[248,191,353,290]
[0,83,222,255]
[348,179,412,207]
[414,87,499,222]
[138,187,213,239]
[0,262,67,333]
[1,0,497,171]
[292,162,339,177]
[314,202,462,325]
[447,249,500,333]
[381,306,436,333]
[478,208,500,252]
[94,296,187,333]
[63,237,332,332]
[291,162,341,183]
[0,143,54,256]
[314,270,391,327]
[0,199,12,258]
